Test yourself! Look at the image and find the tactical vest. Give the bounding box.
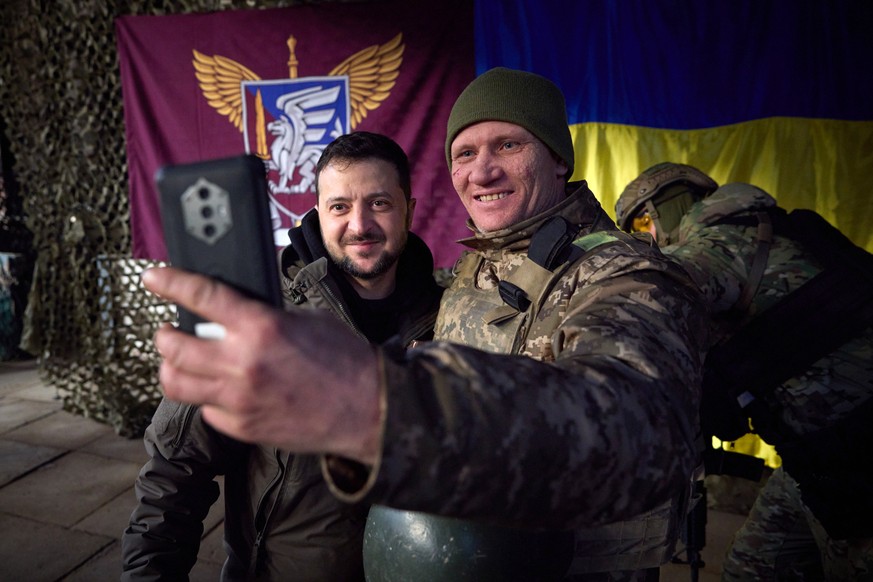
[435,216,626,357]
[364,217,683,580]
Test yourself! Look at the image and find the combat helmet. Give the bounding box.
[615,162,718,243]
[364,505,574,581]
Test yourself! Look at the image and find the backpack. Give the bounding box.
[700,208,873,539]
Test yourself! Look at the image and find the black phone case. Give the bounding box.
[156,154,281,334]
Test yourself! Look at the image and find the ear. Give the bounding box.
[406,197,417,229]
[556,159,569,179]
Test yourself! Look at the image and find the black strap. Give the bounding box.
[528,216,577,269]
[728,211,773,320]
[706,262,873,412]
[498,216,578,312]
[498,282,531,313]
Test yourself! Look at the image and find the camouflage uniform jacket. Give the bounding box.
[122,210,443,582]
[664,183,873,436]
[328,182,708,542]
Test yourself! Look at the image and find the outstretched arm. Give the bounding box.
[142,266,384,465]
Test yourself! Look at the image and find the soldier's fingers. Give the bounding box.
[153,322,233,379]
[156,338,234,408]
[142,266,269,333]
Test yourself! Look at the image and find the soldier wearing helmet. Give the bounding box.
[617,163,873,580]
[614,162,717,246]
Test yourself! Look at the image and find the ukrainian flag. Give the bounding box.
[477,0,873,468]
[476,0,873,256]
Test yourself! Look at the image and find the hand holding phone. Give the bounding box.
[156,154,281,337]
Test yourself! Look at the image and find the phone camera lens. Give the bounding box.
[198,187,211,200]
[201,206,214,218]
[204,224,216,238]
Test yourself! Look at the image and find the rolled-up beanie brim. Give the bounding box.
[445,67,574,177]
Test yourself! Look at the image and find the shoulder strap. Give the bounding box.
[497,218,624,313]
[703,209,873,440]
[528,215,578,269]
[498,216,580,312]
[452,250,481,282]
[710,210,777,321]
[728,211,774,320]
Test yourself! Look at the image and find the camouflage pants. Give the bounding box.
[722,467,873,581]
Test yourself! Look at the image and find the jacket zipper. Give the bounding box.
[402,312,439,346]
[248,449,287,578]
[318,281,368,341]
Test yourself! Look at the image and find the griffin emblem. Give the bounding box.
[191,34,404,241]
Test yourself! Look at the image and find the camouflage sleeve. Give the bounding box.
[663,225,756,314]
[666,222,827,324]
[329,245,708,530]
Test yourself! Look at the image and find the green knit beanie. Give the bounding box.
[445,67,574,177]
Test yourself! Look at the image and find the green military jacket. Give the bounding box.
[329,182,708,540]
[665,183,873,436]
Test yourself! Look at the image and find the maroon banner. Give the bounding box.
[116,1,474,268]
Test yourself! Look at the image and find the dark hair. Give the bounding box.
[315,131,411,200]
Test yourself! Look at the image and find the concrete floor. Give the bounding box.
[1,358,749,581]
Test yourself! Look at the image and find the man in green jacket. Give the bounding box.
[122,131,443,580]
[142,69,708,581]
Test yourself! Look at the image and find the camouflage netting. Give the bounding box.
[0,0,356,437]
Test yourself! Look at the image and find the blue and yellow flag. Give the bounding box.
[477,0,873,254]
[477,0,872,467]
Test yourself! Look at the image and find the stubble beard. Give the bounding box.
[329,232,406,281]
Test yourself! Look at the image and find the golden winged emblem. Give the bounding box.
[192,34,403,197]
[192,33,403,137]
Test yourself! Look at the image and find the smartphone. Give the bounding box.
[156,154,281,337]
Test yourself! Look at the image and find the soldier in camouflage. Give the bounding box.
[361,67,710,582]
[141,70,708,582]
[616,162,873,581]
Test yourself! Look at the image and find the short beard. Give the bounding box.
[330,248,402,281]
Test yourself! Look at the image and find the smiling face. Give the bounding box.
[317,158,415,299]
[449,121,569,233]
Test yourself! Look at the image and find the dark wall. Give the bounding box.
[0,0,352,435]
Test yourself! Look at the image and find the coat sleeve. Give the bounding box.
[665,226,754,314]
[121,399,240,580]
[327,244,708,530]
